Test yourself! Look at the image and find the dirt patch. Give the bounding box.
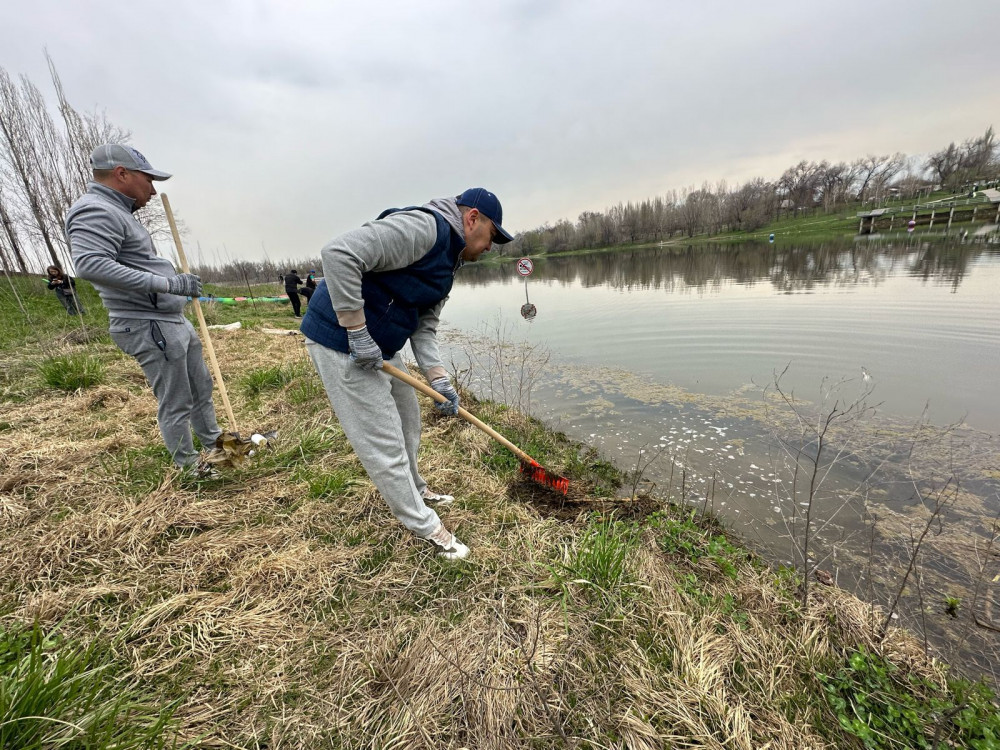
[509,477,660,522]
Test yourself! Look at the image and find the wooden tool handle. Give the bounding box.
[380,362,535,465]
[160,193,239,434]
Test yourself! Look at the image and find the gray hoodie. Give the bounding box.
[66,182,185,325]
[319,197,466,380]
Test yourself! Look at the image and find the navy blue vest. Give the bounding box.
[300,207,465,358]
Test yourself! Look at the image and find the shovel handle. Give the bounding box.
[161,193,239,434]
[380,362,535,465]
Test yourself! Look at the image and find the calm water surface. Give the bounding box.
[428,240,1000,680]
[443,241,1000,433]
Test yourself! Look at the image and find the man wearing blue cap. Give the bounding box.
[301,188,513,561]
[65,144,222,476]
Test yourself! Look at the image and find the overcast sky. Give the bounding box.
[4,0,1000,265]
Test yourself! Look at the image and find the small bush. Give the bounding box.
[38,353,105,391]
[820,646,1000,749]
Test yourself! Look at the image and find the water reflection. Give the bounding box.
[464,241,996,293]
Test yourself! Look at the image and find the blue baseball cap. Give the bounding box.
[456,188,513,244]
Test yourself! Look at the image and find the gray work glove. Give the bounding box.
[166,273,203,298]
[430,376,460,416]
[347,325,383,370]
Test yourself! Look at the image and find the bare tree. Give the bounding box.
[778,161,823,212]
[816,161,858,212]
[677,185,716,238]
[956,126,998,186]
[926,142,961,188]
[0,58,149,274]
[853,153,906,204]
[724,178,775,231]
[47,52,131,189]
[0,183,29,273]
[0,68,66,269]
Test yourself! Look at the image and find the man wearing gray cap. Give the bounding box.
[65,144,222,475]
[300,188,513,561]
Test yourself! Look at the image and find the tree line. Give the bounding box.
[500,128,999,257]
[1,57,997,277]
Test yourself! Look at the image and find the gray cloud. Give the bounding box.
[3,0,999,263]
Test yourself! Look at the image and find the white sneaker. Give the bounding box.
[421,489,454,506]
[422,524,469,561]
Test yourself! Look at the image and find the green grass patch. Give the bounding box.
[652,507,752,580]
[355,540,396,576]
[100,444,171,496]
[38,353,106,391]
[406,558,477,613]
[303,468,359,499]
[0,276,109,352]
[287,376,325,405]
[551,515,642,613]
[564,446,622,497]
[239,364,301,398]
[477,406,623,494]
[258,425,345,473]
[0,621,179,749]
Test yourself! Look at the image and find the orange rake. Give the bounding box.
[381,363,569,495]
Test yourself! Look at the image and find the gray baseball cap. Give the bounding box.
[90,144,172,180]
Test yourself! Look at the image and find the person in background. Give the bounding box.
[300,187,512,561]
[282,269,303,317]
[65,143,222,477]
[299,269,317,304]
[46,265,85,315]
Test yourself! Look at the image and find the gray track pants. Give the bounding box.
[305,339,440,538]
[110,318,222,467]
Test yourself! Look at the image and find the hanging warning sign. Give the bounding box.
[520,303,537,320]
[516,257,534,276]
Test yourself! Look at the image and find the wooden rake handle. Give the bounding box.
[160,193,239,435]
[380,362,536,465]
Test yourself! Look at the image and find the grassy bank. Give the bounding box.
[2,275,999,748]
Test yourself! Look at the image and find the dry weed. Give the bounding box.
[0,328,950,748]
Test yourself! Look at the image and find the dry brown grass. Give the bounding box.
[0,328,947,748]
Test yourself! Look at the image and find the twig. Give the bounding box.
[879,476,957,639]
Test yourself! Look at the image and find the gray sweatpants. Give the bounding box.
[305,339,440,538]
[110,318,222,467]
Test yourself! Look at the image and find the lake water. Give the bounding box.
[444,241,1000,433]
[429,239,1000,680]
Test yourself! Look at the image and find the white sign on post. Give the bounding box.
[516,257,534,276]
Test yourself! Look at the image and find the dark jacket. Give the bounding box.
[283,273,302,292]
[47,274,77,293]
[300,207,463,358]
